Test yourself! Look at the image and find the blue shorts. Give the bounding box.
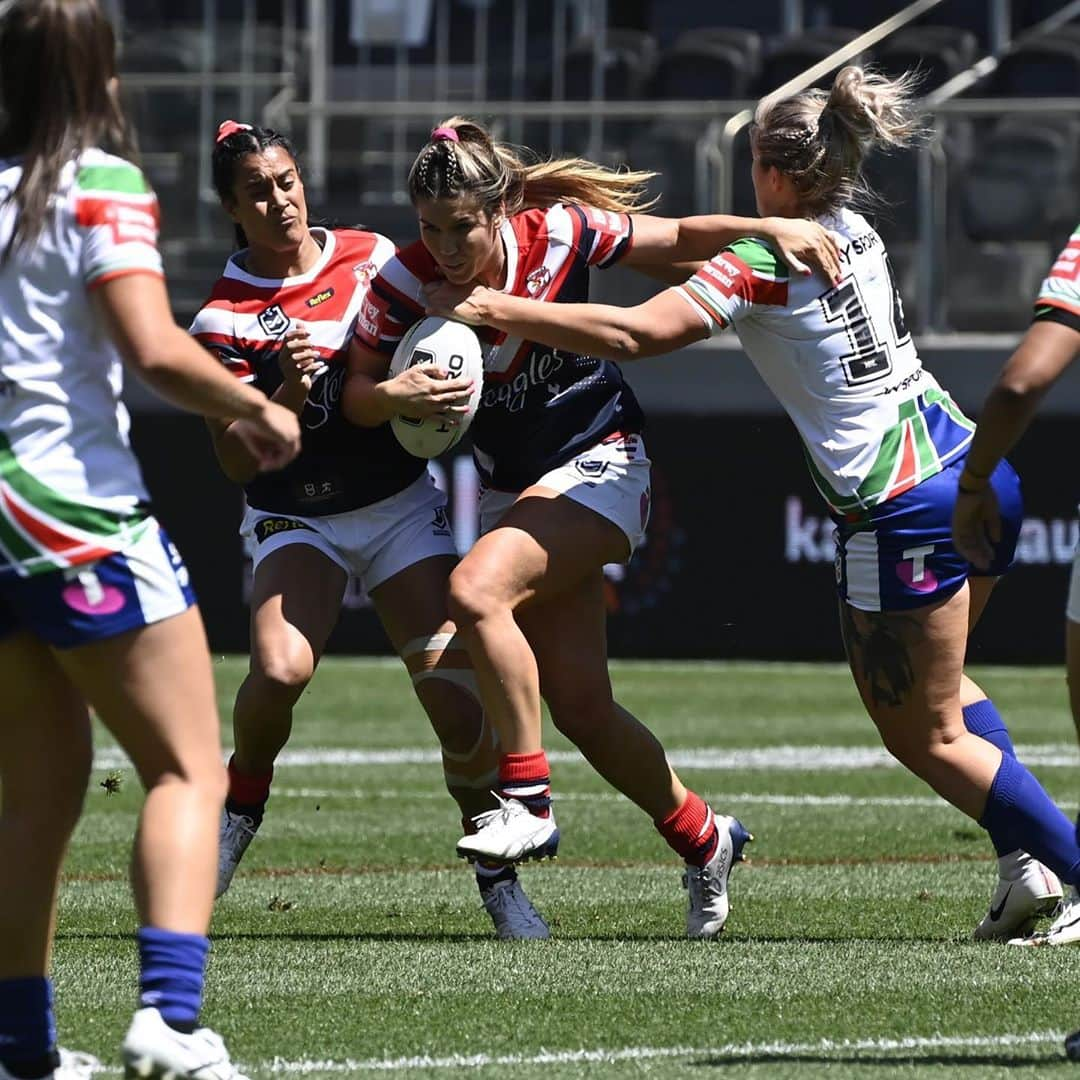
[0,519,196,649]
[834,457,1023,612]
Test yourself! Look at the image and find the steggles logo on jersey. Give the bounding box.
[306,287,335,308]
[257,304,290,336]
[480,348,565,413]
[525,266,552,296]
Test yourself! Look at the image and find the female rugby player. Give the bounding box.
[424,71,1079,943]
[355,117,841,937]
[193,121,547,939]
[0,2,300,1077]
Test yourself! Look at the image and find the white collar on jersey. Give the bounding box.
[223,226,336,288]
[496,217,519,293]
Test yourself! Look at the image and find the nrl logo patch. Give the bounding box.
[257,304,290,336]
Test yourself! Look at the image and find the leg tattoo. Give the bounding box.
[840,603,920,708]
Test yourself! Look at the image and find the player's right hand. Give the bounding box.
[385,366,473,421]
[279,326,326,392]
[952,485,1001,571]
[233,401,302,471]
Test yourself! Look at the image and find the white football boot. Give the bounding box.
[456,795,559,865]
[0,1049,100,1080]
[685,815,753,940]
[215,809,259,898]
[973,851,1063,941]
[479,873,551,940]
[121,1007,249,1080]
[1008,885,1080,946]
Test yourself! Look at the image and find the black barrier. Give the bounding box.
[131,413,1077,663]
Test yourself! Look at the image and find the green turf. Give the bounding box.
[53,660,1080,1076]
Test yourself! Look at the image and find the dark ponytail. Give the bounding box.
[0,0,137,262]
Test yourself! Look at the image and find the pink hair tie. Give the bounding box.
[216,119,253,144]
[430,126,460,143]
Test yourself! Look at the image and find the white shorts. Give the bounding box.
[1068,533,1080,624]
[241,472,457,591]
[478,433,651,557]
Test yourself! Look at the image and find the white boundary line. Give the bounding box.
[265,787,955,809]
[250,1031,1063,1074]
[83,1029,1066,1075]
[92,743,1080,771]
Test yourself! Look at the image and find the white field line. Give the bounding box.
[267,787,953,809]
[92,743,1080,772]
[84,1030,1066,1076]
[254,1031,1064,1074]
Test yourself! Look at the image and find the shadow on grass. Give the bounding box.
[56,930,498,943]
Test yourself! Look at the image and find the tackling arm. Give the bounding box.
[425,284,710,361]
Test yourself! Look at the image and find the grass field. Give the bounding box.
[55,659,1080,1077]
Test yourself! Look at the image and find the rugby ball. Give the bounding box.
[388,317,484,459]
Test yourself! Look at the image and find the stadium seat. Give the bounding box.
[944,242,1053,331]
[873,26,979,91]
[626,120,701,216]
[756,28,865,97]
[649,5,783,48]
[958,119,1079,243]
[983,39,1080,96]
[649,41,755,100]
[556,29,658,100]
[671,27,763,79]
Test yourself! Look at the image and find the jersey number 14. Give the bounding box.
[819,252,910,386]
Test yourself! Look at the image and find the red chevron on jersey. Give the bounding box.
[190,228,396,371]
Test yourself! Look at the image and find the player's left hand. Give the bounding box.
[761,217,843,284]
[422,281,491,326]
[952,485,1001,571]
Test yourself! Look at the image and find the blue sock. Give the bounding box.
[0,976,58,1078]
[137,927,209,1034]
[980,753,1080,884]
[963,699,1017,855]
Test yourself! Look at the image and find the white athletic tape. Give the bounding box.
[400,632,459,658]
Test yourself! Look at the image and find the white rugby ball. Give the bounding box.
[388,317,484,459]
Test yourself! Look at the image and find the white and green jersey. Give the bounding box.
[0,148,163,576]
[676,208,974,516]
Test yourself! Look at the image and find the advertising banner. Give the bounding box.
[133,413,1077,663]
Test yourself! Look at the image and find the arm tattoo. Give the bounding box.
[839,602,920,708]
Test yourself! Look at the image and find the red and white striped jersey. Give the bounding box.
[191,228,426,516]
[357,202,643,491]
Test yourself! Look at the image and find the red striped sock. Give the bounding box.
[498,751,552,818]
[655,791,718,867]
